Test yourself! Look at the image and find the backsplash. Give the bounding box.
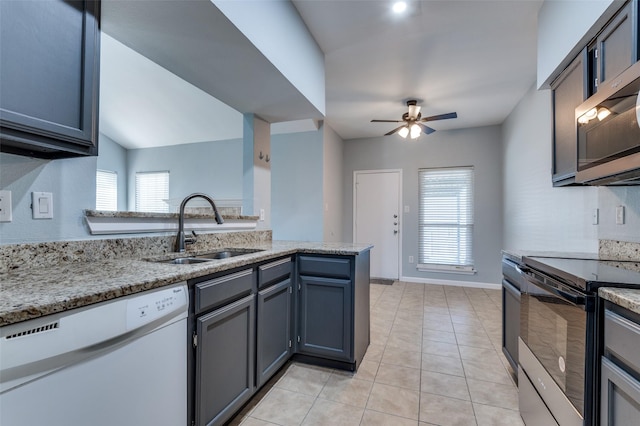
[0,230,272,273]
[600,239,640,272]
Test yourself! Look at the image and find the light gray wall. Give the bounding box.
[343,126,504,284]
[126,138,243,210]
[97,133,128,210]
[0,152,97,243]
[271,130,323,241]
[502,83,599,253]
[322,123,344,242]
[598,187,640,243]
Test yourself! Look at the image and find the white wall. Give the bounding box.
[343,126,504,285]
[0,153,97,243]
[502,83,599,253]
[537,0,616,87]
[322,123,344,242]
[598,186,640,243]
[271,130,324,241]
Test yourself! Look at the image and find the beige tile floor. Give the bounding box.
[229,282,524,426]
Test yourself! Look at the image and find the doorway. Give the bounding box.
[353,169,401,280]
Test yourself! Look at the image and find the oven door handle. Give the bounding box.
[522,271,590,308]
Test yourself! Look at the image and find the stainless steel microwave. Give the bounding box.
[575,60,640,185]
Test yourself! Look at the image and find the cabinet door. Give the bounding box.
[256,278,292,388]
[597,1,636,89]
[0,0,100,158]
[196,294,255,426]
[601,357,640,425]
[552,53,586,186]
[298,276,352,361]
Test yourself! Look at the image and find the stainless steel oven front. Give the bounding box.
[519,267,597,426]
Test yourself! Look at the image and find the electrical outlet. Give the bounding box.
[616,206,625,225]
[0,190,12,222]
[408,255,414,264]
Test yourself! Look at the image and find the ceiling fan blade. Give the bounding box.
[385,125,407,136]
[421,112,457,122]
[417,123,436,135]
[371,119,403,123]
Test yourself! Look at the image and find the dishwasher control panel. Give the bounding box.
[126,285,188,330]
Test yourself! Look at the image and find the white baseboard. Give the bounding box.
[399,275,501,290]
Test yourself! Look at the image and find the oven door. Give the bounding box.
[519,268,596,426]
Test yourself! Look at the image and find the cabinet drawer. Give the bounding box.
[195,269,255,314]
[605,309,640,371]
[258,257,292,289]
[299,256,351,279]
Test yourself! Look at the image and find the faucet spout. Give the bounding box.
[175,193,224,252]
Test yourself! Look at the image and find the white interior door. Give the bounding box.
[354,170,400,280]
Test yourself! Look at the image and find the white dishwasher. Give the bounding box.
[0,282,188,426]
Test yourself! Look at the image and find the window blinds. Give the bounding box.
[418,167,474,270]
[135,171,169,213]
[96,170,117,211]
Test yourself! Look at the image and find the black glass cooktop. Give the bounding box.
[523,256,640,292]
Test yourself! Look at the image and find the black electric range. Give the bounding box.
[518,256,640,426]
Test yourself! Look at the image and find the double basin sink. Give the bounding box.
[160,248,264,264]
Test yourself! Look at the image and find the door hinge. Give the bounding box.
[288,340,292,348]
[298,283,301,291]
[192,332,198,348]
[289,286,293,294]
[594,78,598,88]
[594,48,598,59]
[297,336,301,343]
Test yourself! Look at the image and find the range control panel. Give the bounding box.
[126,285,188,330]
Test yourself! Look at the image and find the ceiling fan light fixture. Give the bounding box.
[410,123,421,139]
[392,1,407,14]
[398,126,410,138]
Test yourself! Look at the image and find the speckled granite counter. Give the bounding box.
[0,240,372,327]
[599,287,640,315]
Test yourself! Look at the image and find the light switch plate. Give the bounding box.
[0,190,12,222]
[32,192,53,219]
[616,205,625,225]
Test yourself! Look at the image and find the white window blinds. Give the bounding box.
[418,167,474,272]
[96,170,117,211]
[135,171,169,213]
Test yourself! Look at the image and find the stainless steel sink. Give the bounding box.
[193,248,264,260]
[157,248,264,264]
[161,257,212,264]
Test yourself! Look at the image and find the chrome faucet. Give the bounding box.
[174,193,224,252]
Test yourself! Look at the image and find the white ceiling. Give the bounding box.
[100,0,543,148]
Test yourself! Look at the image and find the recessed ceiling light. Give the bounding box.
[392,1,407,14]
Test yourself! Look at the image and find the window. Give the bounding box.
[96,170,118,211]
[418,167,475,273]
[135,171,169,213]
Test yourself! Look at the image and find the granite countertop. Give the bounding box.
[0,241,372,327]
[599,287,640,315]
[85,209,259,221]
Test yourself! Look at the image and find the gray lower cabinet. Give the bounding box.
[601,304,640,425]
[0,0,100,158]
[298,275,352,361]
[196,294,255,426]
[296,253,370,370]
[256,277,292,388]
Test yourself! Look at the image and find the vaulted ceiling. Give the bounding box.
[100,0,543,149]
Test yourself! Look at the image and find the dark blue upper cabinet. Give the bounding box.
[0,0,100,159]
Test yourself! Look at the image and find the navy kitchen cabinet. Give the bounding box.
[256,257,293,388]
[0,0,100,158]
[296,252,370,370]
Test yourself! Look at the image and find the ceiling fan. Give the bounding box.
[371,100,457,139]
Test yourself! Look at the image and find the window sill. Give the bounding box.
[417,264,477,275]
